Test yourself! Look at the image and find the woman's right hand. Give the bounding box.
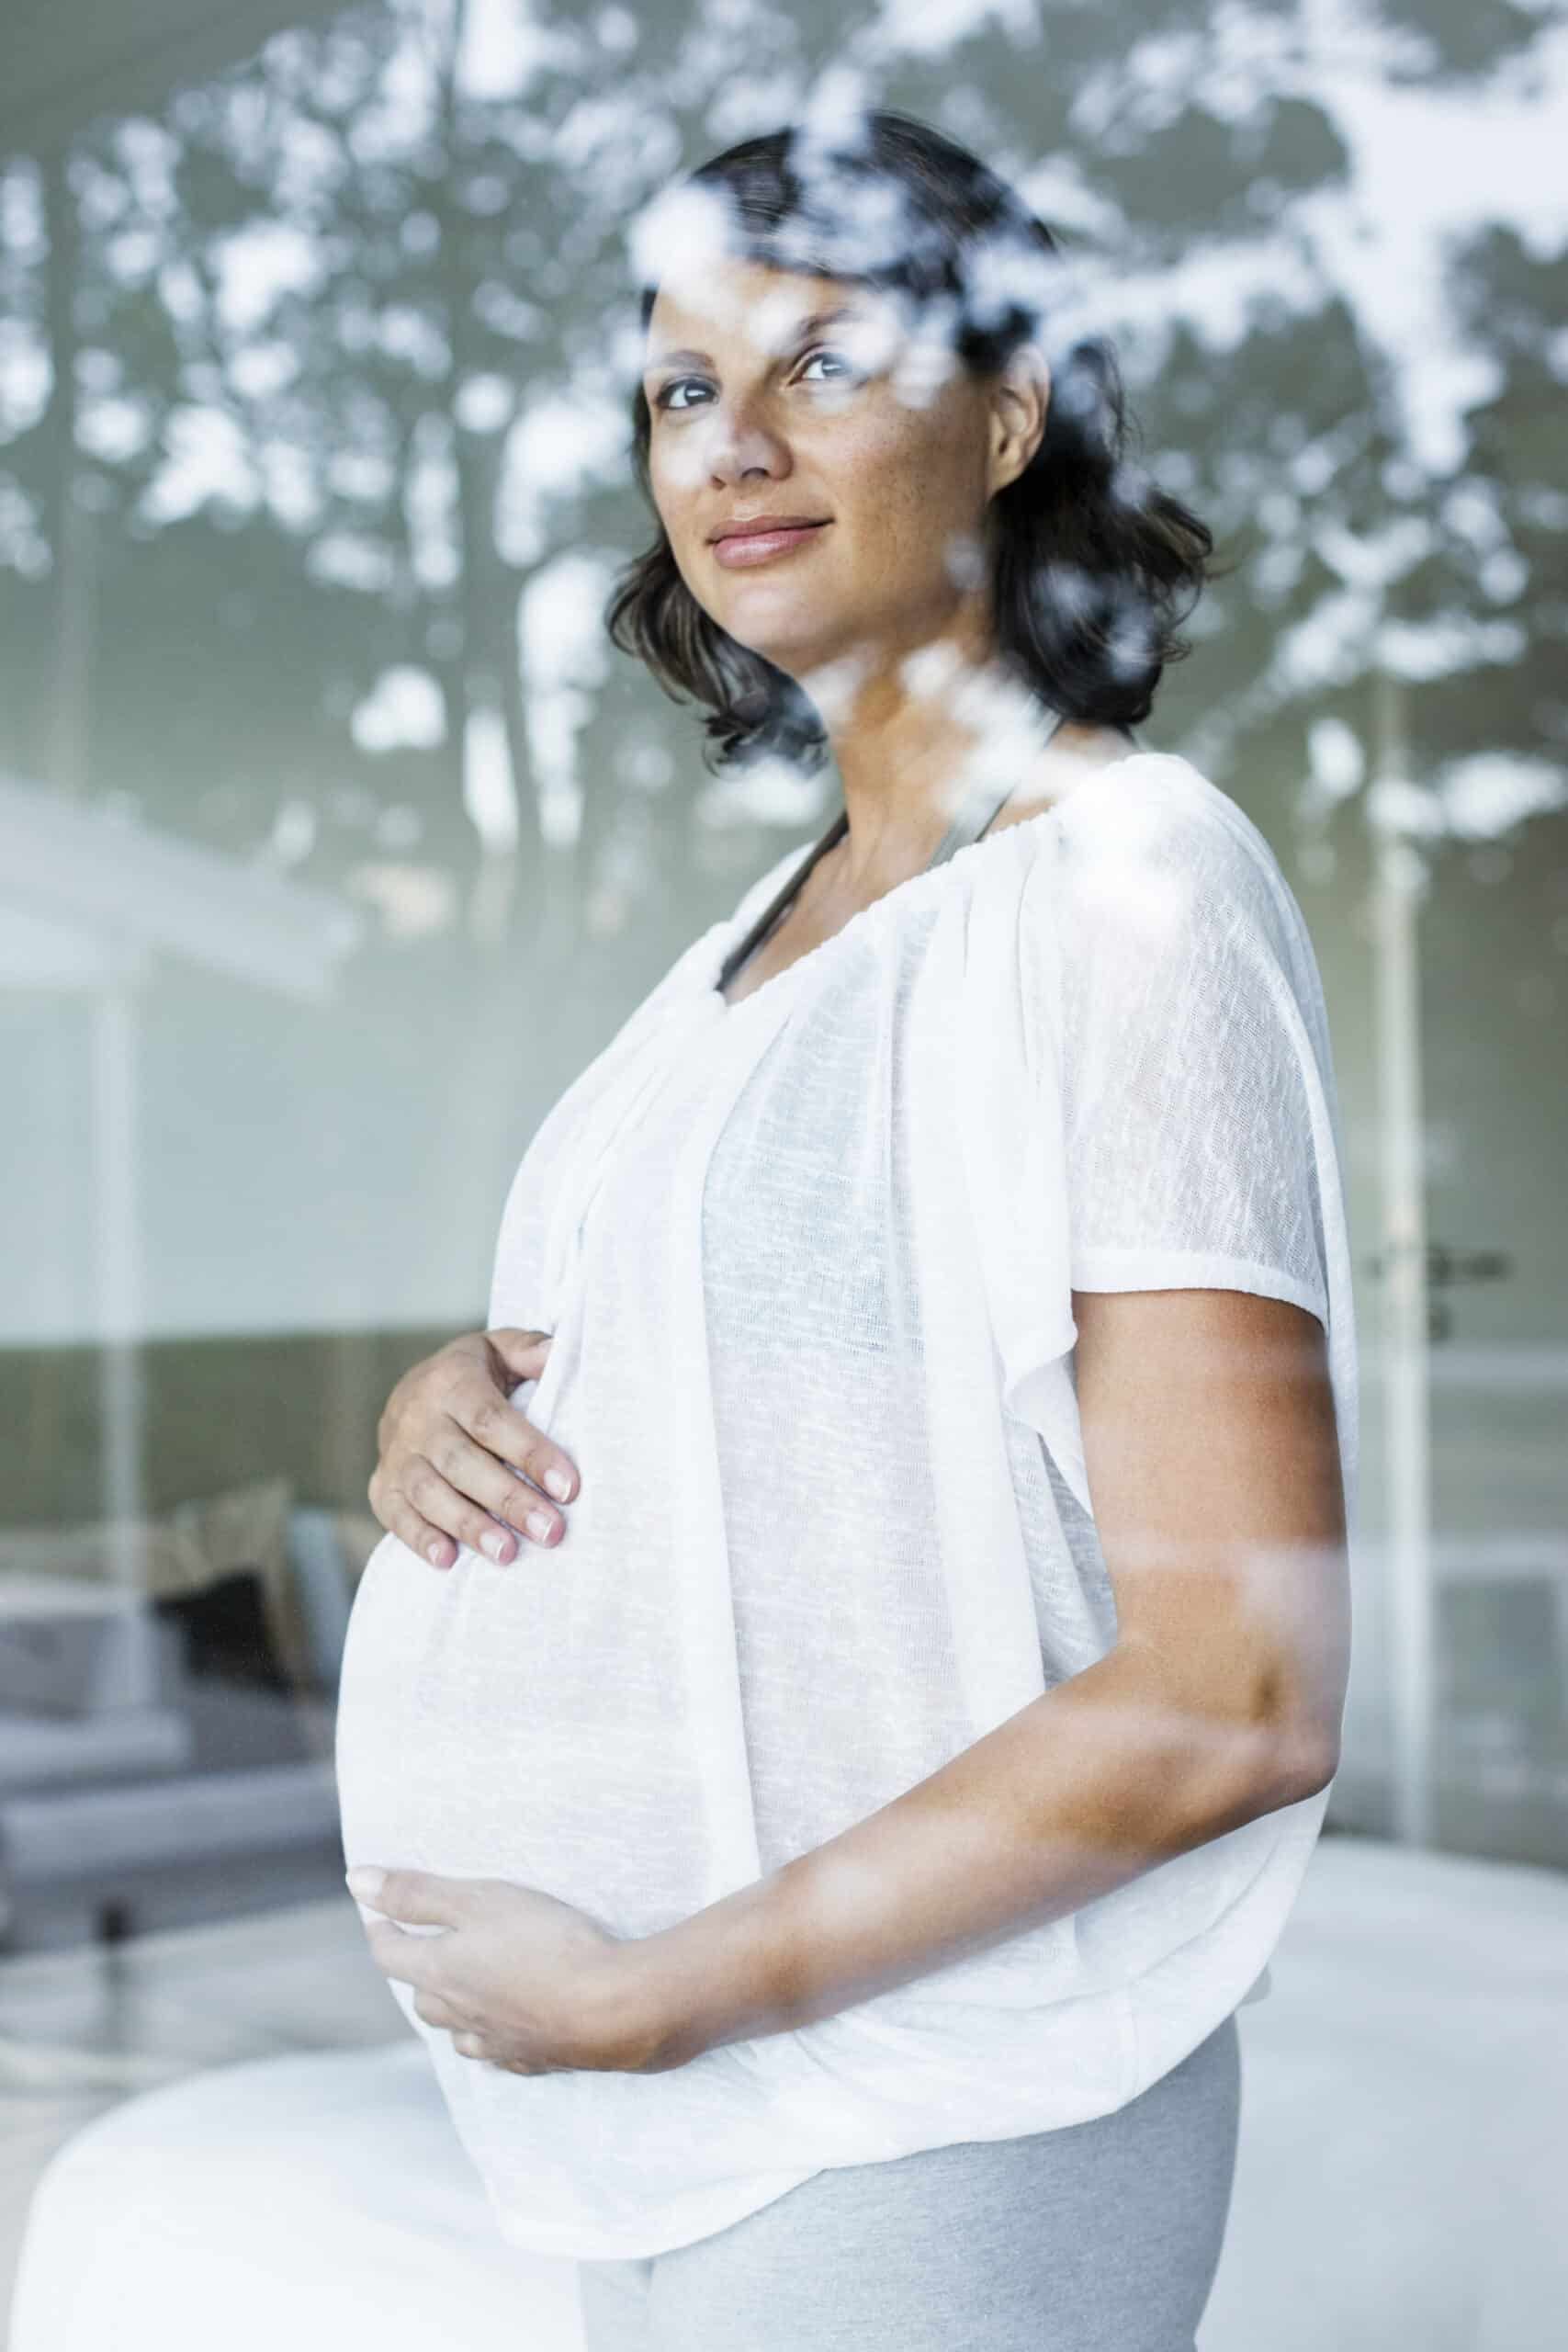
[367,1328,579,1571]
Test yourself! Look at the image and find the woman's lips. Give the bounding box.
[710,521,830,569]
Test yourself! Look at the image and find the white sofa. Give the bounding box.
[0,1507,358,1949]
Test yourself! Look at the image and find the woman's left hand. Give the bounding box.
[346,1867,657,2075]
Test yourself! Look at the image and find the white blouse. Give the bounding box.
[335,749,1359,2261]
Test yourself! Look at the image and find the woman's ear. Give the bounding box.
[988,342,1051,496]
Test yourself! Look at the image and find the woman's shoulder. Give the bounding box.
[1048,750,1270,865]
[1038,751,1300,942]
[1027,752,1333,1075]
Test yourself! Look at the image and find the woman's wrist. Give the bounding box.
[580,1936,697,2075]
[590,1873,799,2075]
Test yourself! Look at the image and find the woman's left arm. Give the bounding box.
[600,1282,1349,2074]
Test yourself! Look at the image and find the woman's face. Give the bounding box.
[641,256,1029,694]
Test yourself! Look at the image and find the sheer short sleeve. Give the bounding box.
[975,757,1359,1529]
[1052,764,1333,1325]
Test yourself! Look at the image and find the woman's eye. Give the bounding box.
[798,345,861,385]
[654,346,862,415]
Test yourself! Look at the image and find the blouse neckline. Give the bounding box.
[708,748,1168,1020]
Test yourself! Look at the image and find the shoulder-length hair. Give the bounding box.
[605,107,1221,775]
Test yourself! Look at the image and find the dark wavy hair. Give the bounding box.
[605,107,1221,774]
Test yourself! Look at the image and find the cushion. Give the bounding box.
[0,1478,312,1694]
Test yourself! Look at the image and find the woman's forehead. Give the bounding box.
[645,265,890,357]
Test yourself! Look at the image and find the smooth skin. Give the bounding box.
[368,1327,574,1569]
[355,254,1351,2082]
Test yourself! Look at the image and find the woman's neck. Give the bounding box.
[811,649,1055,895]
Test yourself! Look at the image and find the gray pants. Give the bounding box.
[577,2009,1241,2351]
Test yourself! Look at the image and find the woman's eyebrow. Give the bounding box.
[642,302,863,380]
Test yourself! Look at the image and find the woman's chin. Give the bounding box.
[722,618,845,681]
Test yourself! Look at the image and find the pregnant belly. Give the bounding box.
[334,1513,717,1941]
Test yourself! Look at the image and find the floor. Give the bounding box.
[4,1826,1567,2350]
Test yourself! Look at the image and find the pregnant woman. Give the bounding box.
[335,107,1356,2351]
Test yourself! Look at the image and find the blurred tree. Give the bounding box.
[0,0,1561,970]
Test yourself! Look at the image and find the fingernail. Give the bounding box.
[544,1469,571,1502]
[481,1531,510,1562]
[525,1508,554,1541]
[345,1867,385,1902]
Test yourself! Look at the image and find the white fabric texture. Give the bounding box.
[334,749,1359,2261]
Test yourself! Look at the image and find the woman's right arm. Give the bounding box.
[367,1327,579,1570]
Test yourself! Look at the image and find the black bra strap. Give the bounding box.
[714,806,849,994]
[924,705,1067,868]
